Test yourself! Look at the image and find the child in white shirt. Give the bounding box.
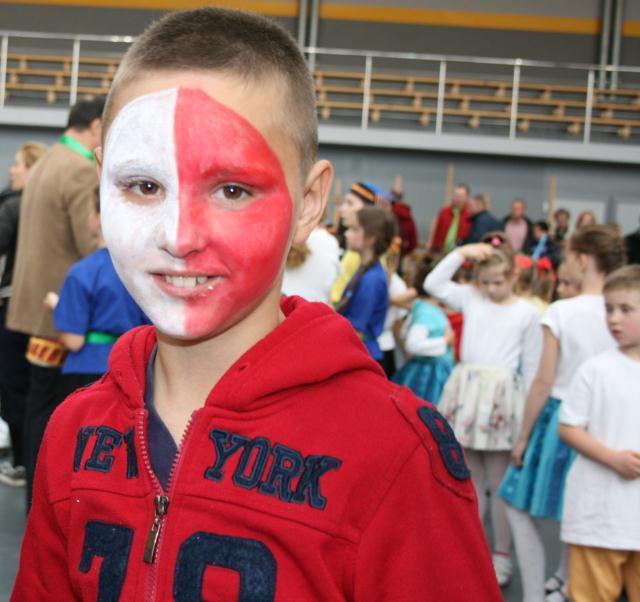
[559,264,640,602]
[499,225,627,602]
[425,232,542,586]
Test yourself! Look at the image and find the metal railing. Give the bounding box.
[306,46,640,143]
[1,30,640,144]
[0,30,133,110]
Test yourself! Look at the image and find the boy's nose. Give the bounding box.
[158,222,205,259]
[608,310,621,322]
[153,195,201,258]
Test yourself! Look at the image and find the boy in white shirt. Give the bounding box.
[559,264,640,602]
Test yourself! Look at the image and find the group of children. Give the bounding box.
[337,215,637,601]
[3,6,637,600]
[300,167,640,600]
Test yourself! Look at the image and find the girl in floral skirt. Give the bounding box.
[425,233,542,587]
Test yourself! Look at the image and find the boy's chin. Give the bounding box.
[152,316,241,345]
[154,324,221,345]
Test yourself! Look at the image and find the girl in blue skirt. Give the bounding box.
[499,225,627,602]
[393,255,455,405]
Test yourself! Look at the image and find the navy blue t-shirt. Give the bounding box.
[341,261,388,360]
[54,248,149,374]
[144,346,178,492]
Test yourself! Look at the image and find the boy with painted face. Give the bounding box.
[12,9,501,601]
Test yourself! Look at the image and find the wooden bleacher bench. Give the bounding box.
[314,67,639,137]
[8,52,120,69]
[1,52,638,138]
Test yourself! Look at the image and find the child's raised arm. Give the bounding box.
[424,244,491,310]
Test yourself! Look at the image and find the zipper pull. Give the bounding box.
[143,494,169,564]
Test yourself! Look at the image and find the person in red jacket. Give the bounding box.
[389,187,418,258]
[430,183,472,253]
[12,8,501,601]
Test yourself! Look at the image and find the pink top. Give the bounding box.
[505,219,528,252]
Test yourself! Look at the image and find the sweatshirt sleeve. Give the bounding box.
[423,250,470,311]
[404,323,448,357]
[353,443,502,602]
[12,431,75,601]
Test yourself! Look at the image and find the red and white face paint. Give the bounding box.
[101,87,293,339]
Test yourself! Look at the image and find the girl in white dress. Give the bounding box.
[425,233,542,586]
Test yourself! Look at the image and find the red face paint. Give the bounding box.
[172,88,293,337]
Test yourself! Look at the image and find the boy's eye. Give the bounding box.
[214,184,251,202]
[127,180,162,197]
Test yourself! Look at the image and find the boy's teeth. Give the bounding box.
[164,275,208,288]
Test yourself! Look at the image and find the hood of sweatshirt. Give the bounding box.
[109,295,384,414]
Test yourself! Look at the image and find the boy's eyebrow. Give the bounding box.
[197,163,279,186]
[107,158,171,175]
[106,156,285,187]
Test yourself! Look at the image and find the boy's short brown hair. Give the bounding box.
[103,7,317,175]
[604,264,640,294]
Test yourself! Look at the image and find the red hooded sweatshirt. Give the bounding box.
[13,297,501,601]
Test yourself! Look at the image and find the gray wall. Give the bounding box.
[319,144,640,237]
[0,4,295,37]
[2,124,637,240]
[0,125,59,176]
[316,19,601,65]
[1,1,638,67]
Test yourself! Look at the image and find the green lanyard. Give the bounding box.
[443,208,460,253]
[86,331,118,344]
[59,134,95,163]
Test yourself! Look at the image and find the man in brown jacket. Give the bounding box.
[7,97,103,505]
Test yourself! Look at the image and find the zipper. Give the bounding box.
[139,408,200,600]
[143,494,169,563]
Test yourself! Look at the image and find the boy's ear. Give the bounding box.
[292,159,334,245]
[94,146,103,177]
[578,253,591,271]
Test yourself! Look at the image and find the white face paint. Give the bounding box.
[101,89,186,336]
[100,86,294,341]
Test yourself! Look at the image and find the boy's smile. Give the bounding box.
[100,77,299,340]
